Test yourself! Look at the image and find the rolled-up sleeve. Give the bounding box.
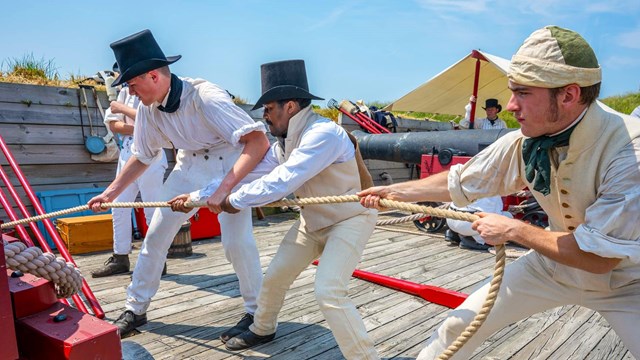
[103,90,127,124]
[448,131,527,207]
[574,139,640,262]
[198,85,266,148]
[130,108,167,165]
[229,125,350,209]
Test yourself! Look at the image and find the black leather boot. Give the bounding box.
[113,310,147,338]
[91,254,130,278]
[225,329,275,350]
[444,229,461,244]
[459,236,491,251]
[220,313,254,343]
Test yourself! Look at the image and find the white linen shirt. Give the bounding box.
[104,87,138,127]
[131,77,265,165]
[193,117,355,209]
[448,133,640,264]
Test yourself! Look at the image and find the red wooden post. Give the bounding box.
[0,243,19,360]
[469,50,489,129]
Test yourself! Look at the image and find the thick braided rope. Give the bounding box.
[375,203,450,226]
[3,241,83,298]
[375,213,427,226]
[2,198,476,229]
[1,195,504,358]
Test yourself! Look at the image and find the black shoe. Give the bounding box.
[220,313,254,343]
[459,236,491,251]
[444,229,461,244]
[225,329,275,351]
[91,254,130,278]
[113,310,147,338]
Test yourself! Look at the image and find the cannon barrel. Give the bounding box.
[353,129,516,164]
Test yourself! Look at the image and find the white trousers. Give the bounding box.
[446,196,511,244]
[125,148,263,316]
[112,137,167,255]
[250,211,379,360]
[417,251,640,359]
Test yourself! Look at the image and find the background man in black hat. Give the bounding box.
[171,59,380,359]
[459,96,508,129]
[88,29,270,338]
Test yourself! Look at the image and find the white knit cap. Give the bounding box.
[508,25,601,88]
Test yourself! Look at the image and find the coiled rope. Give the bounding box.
[3,240,83,298]
[1,195,504,358]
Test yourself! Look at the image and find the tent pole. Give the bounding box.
[470,51,483,129]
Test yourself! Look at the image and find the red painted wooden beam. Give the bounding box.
[312,260,467,308]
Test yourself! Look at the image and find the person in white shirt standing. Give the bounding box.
[171,59,379,359]
[459,96,508,129]
[88,29,270,338]
[91,63,168,278]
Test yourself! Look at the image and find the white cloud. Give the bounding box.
[414,0,489,14]
[585,0,640,13]
[604,55,640,67]
[617,28,640,49]
[306,5,351,31]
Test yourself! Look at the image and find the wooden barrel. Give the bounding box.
[168,221,192,258]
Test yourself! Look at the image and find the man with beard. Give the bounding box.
[359,26,640,359]
[171,59,379,359]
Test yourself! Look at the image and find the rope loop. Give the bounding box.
[3,241,83,298]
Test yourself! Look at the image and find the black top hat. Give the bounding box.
[482,98,502,112]
[252,59,323,110]
[110,29,181,87]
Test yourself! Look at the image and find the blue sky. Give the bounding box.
[2,1,639,106]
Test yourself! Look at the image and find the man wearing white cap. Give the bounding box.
[359,25,640,358]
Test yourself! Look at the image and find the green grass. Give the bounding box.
[601,92,640,115]
[2,53,59,81]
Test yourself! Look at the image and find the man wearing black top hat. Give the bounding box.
[170,59,379,359]
[88,29,269,338]
[460,96,507,129]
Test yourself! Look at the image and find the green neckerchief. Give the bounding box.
[522,121,580,196]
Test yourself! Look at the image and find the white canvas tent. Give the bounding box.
[385,50,511,118]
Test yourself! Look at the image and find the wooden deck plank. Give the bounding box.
[69,212,632,359]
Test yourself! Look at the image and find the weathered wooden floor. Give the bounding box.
[74,212,634,360]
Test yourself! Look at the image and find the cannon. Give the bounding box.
[352,128,516,164]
